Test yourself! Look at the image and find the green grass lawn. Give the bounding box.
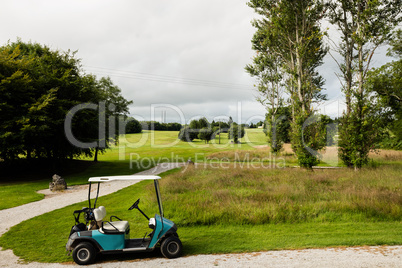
[0,182,47,210]
[0,166,400,263]
[100,129,267,162]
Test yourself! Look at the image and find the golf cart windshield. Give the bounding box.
[87,175,164,217]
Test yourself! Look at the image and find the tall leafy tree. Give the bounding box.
[327,0,358,116]
[0,40,132,162]
[248,0,328,167]
[328,0,402,168]
[0,41,84,160]
[366,29,402,149]
[0,45,33,160]
[246,51,285,153]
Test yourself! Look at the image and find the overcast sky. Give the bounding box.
[0,0,393,124]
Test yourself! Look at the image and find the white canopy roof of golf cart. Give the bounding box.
[88,175,161,182]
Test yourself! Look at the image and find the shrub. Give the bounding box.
[178,126,198,142]
[125,117,142,134]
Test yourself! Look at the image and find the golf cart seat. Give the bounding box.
[102,221,129,233]
[93,206,106,227]
[93,206,129,234]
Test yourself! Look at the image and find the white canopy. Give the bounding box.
[88,175,161,182]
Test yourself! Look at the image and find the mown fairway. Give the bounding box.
[102,129,267,161]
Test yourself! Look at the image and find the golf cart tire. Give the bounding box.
[160,236,182,259]
[72,242,97,265]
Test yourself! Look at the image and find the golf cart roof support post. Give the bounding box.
[88,182,92,209]
[93,182,100,209]
[154,179,164,218]
[154,179,165,239]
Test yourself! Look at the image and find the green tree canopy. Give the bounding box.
[198,127,214,144]
[0,40,132,161]
[366,29,402,149]
[178,126,198,142]
[189,117,209,130]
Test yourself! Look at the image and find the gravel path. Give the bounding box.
[0,163,401,267]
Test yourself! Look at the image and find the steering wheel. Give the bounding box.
[128,198,140,210]
[81,207,95,223]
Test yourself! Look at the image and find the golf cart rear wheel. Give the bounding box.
[72,242,96,265]
[161,236,182,259]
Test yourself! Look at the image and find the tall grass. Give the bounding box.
[140,165,402,225]
[369,149,402,163]
[206,145,402,167]
[206,148,297,165]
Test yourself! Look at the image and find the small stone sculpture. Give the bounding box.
[49,174,67,191]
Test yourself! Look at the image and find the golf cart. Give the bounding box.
[65,175,182,265]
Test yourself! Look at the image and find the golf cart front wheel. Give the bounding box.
[161,236,182,258]
[72,242,96,265]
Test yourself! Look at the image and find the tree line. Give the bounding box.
[246,0,401,169]
[124,120,183,134]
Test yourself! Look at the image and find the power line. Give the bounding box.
[83,65,254,91]
[84,65,252,86]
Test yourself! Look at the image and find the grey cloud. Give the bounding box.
[0,0,392,123]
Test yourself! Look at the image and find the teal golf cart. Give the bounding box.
[66,175,182,265]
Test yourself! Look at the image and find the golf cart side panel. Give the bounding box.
[66,232,103,252]
[149,214,177,248]
[83,230,126,251]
